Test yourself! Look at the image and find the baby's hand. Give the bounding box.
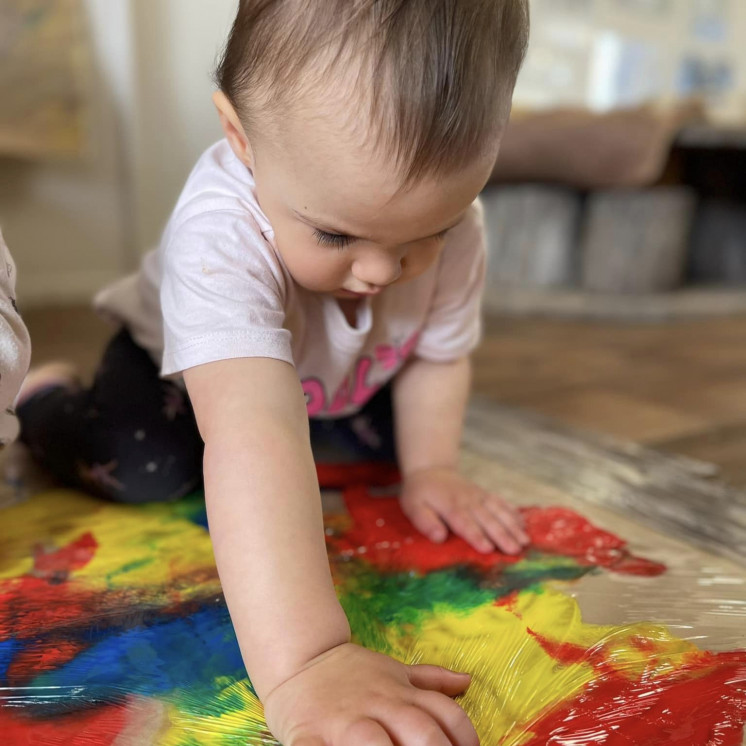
[263,642,478,746]
[400,467,530,555]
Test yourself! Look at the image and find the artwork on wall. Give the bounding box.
[1,479,744,745]
[691,0,730,43]
[678,55,735,104]
[588,32,664,110]
[0,0,87,159]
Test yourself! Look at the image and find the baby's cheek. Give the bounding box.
[294,250,349,291]
[402,243,442,281]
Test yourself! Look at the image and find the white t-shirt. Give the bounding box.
[0,229,31,446]
[95,140,486,419]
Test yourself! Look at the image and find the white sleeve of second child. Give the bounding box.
[0,230,31,446]
[160,211,292,376]
[414,200,487,363]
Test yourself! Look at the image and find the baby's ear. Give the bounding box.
[213,91,254,167]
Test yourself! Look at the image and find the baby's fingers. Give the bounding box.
[403,502,449,543]
[493,493,525,526]
[408,664,471,696]
[484,497,530,547]
[443,509,493,554]
[383,706,457,746]
[416,691,480,746]
[340,719,394,746]
[471,503,523,555]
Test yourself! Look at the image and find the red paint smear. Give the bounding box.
[495,590,521,612]
[0,574,106,639]
[527,627,592,667]
[333,486,519,572]
[0,531,196,642]
[525,507,666,576]
[0,533,103,638]
[631,635,659,653]
[6,640,87,687]
[334,488,665,576]
[527,627,632,683]
[0,701,127,746]
[316,461,400,490]
[521,651,746,746]
[32,533,98,580]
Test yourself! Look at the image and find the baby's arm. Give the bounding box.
[394,355,529,554]
[184,357,478,746]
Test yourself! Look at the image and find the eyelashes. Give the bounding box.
[313,227,450,250]
[313,229,354,249]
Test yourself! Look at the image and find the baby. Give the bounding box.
[18,1,530,743]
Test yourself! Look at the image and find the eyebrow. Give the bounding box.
[292,209,465,243]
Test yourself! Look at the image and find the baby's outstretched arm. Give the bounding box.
[394,356,530,555]
[185,358,478,746]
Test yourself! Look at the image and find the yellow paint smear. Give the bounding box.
[0,490,218,595]
[389,590,701,745]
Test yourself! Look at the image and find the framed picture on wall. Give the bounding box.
[0,0,88,159]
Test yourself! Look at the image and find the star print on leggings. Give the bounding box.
[77,460,124,493]
[162,385,187,421]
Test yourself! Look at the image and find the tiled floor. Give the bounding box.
[23,306,746,487]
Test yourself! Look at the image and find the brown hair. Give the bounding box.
[215,0,529,182]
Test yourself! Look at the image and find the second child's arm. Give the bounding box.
[184,357,479,746]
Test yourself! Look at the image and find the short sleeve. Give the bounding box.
[0,230,31,446]
[414,200,487,362]
[160,211,293,376]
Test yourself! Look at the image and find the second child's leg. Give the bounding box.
[18,329,204,503]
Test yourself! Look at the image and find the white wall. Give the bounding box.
[0,0,237,307]
[0,0,137,306]
[127,0,237,254]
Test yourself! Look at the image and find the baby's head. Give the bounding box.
[214,0,529,298]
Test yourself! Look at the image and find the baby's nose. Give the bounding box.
[353,252,403,287]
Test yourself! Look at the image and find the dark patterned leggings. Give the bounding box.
[18,329,396,504]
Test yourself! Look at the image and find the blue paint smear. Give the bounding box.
[0,638,21,682]
[150,492,208,530]
[30,604,244,698]
[190,506,209,530]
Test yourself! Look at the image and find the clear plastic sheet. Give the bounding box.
[1,443,745,744]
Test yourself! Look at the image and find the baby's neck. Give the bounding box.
[337,298,362,328]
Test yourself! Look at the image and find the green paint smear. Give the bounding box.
[146,491,208,527]
[337,553,596,651]
[340,564,494,651]
[167,678,266,744]
[105,556,154,583]
[498,554,594,594]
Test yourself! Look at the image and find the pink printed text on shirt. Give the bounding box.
[303,331,420,417]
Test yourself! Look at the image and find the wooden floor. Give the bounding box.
[23,306,746,488]
[474,314,746,487]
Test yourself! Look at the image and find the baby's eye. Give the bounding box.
[313,229,354,249]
